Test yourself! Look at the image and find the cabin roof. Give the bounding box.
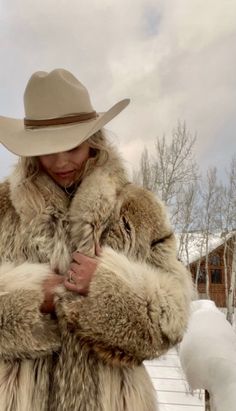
[176,231,236,265]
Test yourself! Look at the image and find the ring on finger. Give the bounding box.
[68,271,75,284]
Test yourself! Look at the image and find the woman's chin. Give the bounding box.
[47,168,85,189]
[52,174,76,188]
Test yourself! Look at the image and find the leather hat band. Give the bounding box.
[24,111,98,128]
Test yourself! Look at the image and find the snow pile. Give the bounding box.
[179,300,236,411]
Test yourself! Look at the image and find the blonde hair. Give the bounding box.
[18,130,111,183]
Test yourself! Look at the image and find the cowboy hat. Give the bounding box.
[0,69,130,157]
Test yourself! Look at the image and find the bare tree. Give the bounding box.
[176,182,200,266]
[152,122,198,206]
[134,122,200,281]
[227,237,236,324]
[199,167,223,299]
[221,155,236,323]
[133,147,154,191]
[134,122,199,230]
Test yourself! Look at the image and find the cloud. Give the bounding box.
[0,0,236,180]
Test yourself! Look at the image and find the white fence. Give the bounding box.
[145,300,236,411]
[145,348,204,411]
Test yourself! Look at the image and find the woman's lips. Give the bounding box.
[55,170,75,178]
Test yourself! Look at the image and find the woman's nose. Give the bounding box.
[54,152,69,168]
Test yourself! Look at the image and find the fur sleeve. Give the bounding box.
[0,263,61,360]
[55,247,192,365]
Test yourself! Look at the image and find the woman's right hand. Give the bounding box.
[40,274,64,314]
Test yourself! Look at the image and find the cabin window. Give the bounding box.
[209,254,221,266]
[211,269,222,284]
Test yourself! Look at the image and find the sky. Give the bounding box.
[0,0,236,181]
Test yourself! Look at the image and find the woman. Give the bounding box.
[0,69,192,411]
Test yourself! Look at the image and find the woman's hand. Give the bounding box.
[64,244,101,295]
[40,274,64,314]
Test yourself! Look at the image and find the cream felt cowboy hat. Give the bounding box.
[0,69,130,157]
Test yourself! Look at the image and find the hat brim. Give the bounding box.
[0,99,130,157]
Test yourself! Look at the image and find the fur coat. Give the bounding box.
[0,147,192,411]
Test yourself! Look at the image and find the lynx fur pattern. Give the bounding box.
[0,146,192,410]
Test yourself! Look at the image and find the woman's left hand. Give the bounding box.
[64,245,101,295]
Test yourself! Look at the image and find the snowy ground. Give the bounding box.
[145,348,205,411]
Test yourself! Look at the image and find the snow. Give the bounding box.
[179,300,236,411]
[145,348,204,410]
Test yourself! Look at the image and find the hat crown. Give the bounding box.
[24,69,94,120]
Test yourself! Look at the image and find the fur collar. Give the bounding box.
[7,147,128,271]
[9,146,127,220]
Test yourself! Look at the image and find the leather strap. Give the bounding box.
[24,111,98,128]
